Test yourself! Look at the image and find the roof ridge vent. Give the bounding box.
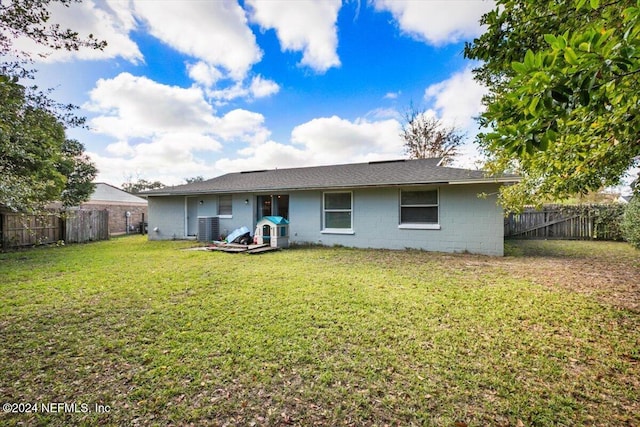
[368,159,406,165]
[240,169,268,174]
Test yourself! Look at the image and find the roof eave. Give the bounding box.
[448,177,521,185]
[145,178,518,196]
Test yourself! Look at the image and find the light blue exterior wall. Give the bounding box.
[148,194,256,241]
[147,184,505,255]
[288,184,504,256]
[218,195,254,239]
[147,196,185,240]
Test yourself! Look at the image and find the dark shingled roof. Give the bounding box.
[142,158,517,196]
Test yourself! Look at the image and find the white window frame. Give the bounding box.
[398,189,441,230]
[217,194,233,218]
[322,191,354,234]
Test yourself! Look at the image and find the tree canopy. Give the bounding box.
[0,76,97,210]
[1,0,105,211]
[464,0,640,211]
[121,179,166,194]
[184,176,205,184]
[400,104,464,165]
[1,0,106,76]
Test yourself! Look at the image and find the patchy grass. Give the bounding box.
[503,240,640,312]
[0,236,638,426]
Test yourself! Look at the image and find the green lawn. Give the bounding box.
[1,236,638,426]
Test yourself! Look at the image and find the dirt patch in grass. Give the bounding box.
[501,240,640,312]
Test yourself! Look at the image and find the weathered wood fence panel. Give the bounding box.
[1,213,63,248]
[64,209,109,243]
[1,209,109,249]
[505,205,625,240]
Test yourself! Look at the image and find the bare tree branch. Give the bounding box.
[400,104,465,166]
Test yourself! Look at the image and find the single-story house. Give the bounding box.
[141,158,518,256]
[78,183,148,235]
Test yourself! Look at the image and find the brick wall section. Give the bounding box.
[80,202,147,235]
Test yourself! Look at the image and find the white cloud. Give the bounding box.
[89,149,215,187]
[213,109,270,145]
[365,107,402,121]
[13,0,141,63]
[85,73,216,139]
[204,75,280,102]
[215,115,404,174]
[250,75,280,98]
[291,116,403,161]
[246,0,341,73]
[84,73,271,145]
[85,73,273,184]
[188,64,280,101]
[424,67,488,131]
[187,61,224,87]
[105,0,137,30]
[424,67,490,169]
[206,82,250,104]
[134,0,262,80]
[373,0,495,45]
[105,140,135,157]
[90,131,223,185]
[215,140,309,174]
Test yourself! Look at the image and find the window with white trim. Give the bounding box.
[218,195,232,216]
[323,192,352,230]
[400,189,438,224]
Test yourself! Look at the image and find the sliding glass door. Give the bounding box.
[257,195,289,220]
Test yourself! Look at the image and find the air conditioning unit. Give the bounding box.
[197,216,220,242]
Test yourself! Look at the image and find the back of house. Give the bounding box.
[140,158,517,256]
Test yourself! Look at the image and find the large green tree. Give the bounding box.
[1,0,105,211]
[0,76,97,210]
[465,0,640,211]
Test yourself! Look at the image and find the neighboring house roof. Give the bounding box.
[84,183,148,205]
[142,158,518,196]
[618,195,632,204]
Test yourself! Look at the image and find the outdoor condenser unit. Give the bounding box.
[197,216,220,242]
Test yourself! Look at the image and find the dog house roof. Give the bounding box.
[257,216,289,225]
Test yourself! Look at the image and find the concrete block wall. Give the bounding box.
[147,184,505,255]
[148,194,257,241]
[147,196,185,240]
[288,184,504,256]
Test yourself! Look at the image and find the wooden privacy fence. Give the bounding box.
[1,212,62,248]
[505,204,625,240]
[1,209,109,249]
[64,209,109,243]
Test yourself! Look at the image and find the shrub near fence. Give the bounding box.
[505,204,626,241]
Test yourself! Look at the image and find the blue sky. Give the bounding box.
[22,0,496,187]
